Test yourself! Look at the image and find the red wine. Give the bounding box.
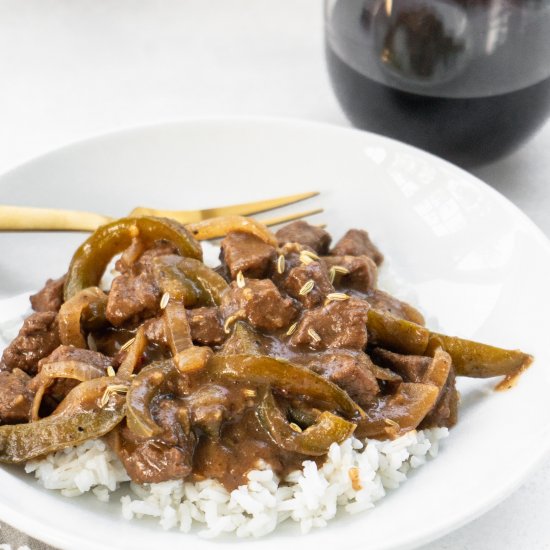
[325,0,550,167]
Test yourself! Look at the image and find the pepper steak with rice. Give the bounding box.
[0,215,532,492]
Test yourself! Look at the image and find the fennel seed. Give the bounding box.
[120,337,135,352]
[87,333,98,352]
[329,264,350,284]
[307,327,321,343]
[299,252,315,265]
[326,292,350,302]
[299,280,315,296]
[286,322,298,336]
[100,384,128,408]
[107,366,116,377]
[300,250,320,261]
[224,315,239,334]
[236,270,246,288]
[277,254,285,274]
[159,292,170,310]
[289,422,302,433]
[332,265,350,275]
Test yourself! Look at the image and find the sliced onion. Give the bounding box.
[423,347,451,389]
[117,327,147,380]
[186,215,277,246]
[30,360,108,421]
[58,287,107,348]
[173,346,212,374]
[164,303,193,356]
[52,376,128,416]
[356,383,439,440]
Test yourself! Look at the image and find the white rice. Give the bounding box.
[1,279,447,539]
[24,429,448,538]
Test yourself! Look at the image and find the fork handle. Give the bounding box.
[0,205,112,231]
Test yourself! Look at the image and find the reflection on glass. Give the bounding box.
[325,0,550,167]
[376,0,468,84]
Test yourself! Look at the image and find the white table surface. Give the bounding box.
[0,1,549,549]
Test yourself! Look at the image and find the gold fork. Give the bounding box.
[0,192,322,233]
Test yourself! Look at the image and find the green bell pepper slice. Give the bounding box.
[64,216,202,300]
[256,387,356,456]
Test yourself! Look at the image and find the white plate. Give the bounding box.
[0,118,549,550]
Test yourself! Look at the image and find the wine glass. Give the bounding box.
[325,0,550,167]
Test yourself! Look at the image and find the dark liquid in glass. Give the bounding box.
[326,0,550,167]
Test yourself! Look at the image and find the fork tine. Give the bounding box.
[203,191,320,218]
[130,191,319,223]
[260,208,324,228]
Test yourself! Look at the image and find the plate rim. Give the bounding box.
[2,114,550,253]
[1,116,550,550]
[0,114,550,252]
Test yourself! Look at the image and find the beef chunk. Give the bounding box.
[143,316,167,347]
[323,255,378,293]
[278,242,310,265]
[138,242,179,264]
[307,352,379,407]
[270,242,310,287]
[290,298,370,350]
[280,262,334,308]
[120,439,193,484]
[371,348,431,382]
[0,369,33,424]
[107,241,182,326]
[116,240,178,274]
[220,232,276,279]
[154,398,193,446]
[366,289,425,325]
[30,276,65,313]
[276,221,331,254]
[142,309,225,348]
[106,270,160,326]
[117,399,195,483]
[186,384,233,437]
[187,307,225,346]
[331,229,384,265]
[214,263,231,283]
[0,312,60,375]
[220,279,298,332]
[40,345,112,370]
[144,307,227,347]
